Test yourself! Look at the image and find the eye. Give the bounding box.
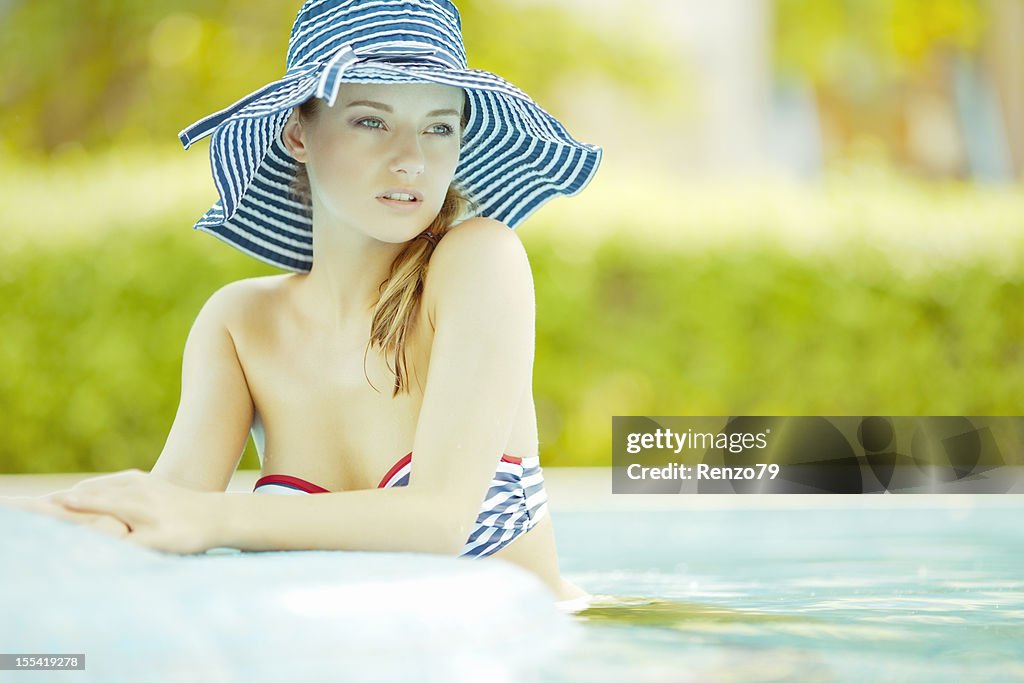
[355,117,386,131]
[426,123,455,136]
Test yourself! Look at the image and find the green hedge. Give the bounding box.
[530,234,1023,463]
[1,222,274,473]
[2,157,1021,471]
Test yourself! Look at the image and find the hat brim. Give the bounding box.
[182,59,602,272]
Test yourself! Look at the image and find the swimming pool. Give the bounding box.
[548,498,1024,682]
[3,473,1021,682]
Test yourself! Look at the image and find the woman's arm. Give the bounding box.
[57,219,536,556]
[148,281,256,491]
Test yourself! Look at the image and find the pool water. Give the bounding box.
[545,501,1024,682]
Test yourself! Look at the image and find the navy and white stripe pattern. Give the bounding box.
[379,453,549,558]
[465,455,549,558]
[178,0,602,272]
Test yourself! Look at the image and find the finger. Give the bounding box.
[88,516,131,537]
[53,492,150,528]
[50,506,126,529]
[1,497,128,536]
[0,496,52,513]
[4,497,85,522]
[56,508,132,535]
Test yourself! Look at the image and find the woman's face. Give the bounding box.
[289,82,463,243]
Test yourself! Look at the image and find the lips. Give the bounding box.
[377,188,423,203]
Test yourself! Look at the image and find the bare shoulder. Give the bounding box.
[204,274,291,307]
[433,216,527,264]
[422,218,532,328]
[424,218,532,324]
[196,274,293,330]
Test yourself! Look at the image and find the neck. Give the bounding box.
[297,220,407,330]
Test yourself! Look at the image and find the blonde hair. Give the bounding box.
[289,97,471,396]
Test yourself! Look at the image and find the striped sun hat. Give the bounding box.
[178,0,602,272]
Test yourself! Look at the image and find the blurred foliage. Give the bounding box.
[2,154,1022,472]
[0,224,274,474]
[0,0,676,159]
[775,0,986,89]
[531,233,1022,464]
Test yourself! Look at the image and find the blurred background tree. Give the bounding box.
[774,0,1020,179]
[775,0,986,84]
[0,0,676,159]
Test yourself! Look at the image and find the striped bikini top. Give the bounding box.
[253,452,549,558]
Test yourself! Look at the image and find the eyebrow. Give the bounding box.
[345,100,460,117]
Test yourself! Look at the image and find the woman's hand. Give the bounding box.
[1,493,130,538]
[50,469,220,554]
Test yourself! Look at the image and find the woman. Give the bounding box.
[10,0,601,606]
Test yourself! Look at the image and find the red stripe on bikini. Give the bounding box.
[378,452,413,488]
[254,474,330,494]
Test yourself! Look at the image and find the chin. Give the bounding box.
[372,224,433,245]
[378,214,441,243]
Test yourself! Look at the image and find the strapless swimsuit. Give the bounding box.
[253,452,549,558]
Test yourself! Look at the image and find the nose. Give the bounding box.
[388,130,425,177]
